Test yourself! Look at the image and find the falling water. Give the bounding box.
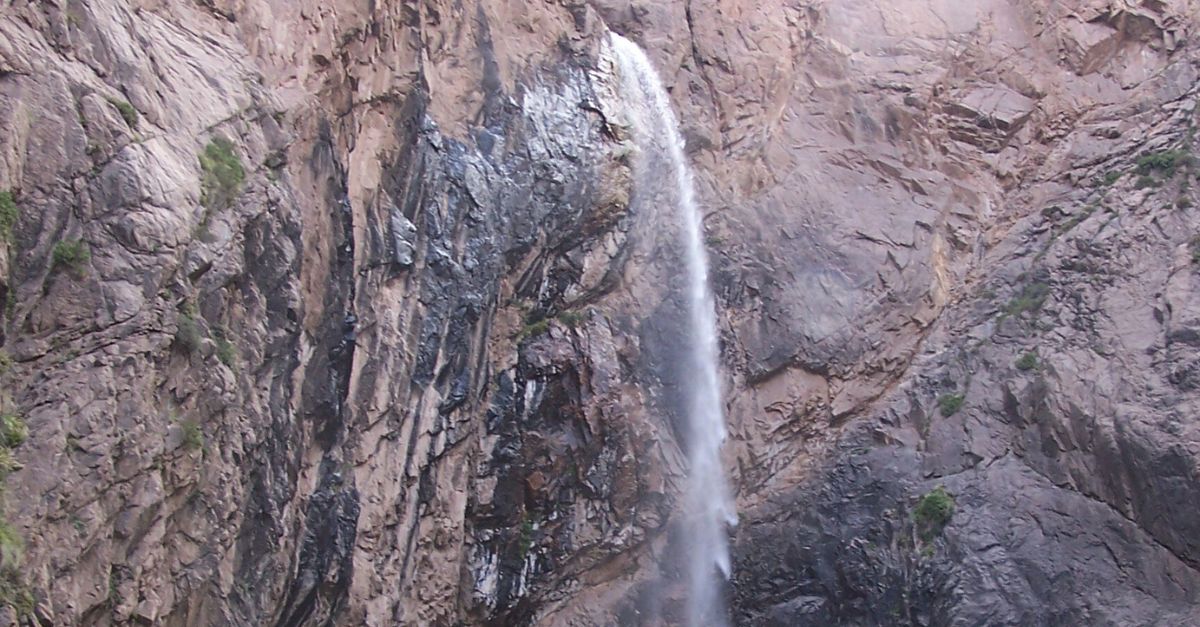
[609,33,735,626]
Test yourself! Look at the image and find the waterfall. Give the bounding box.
[609,33,736,627]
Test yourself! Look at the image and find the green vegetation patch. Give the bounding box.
[518,318,550,341]
[0,521,21,570]
[1135,149,1191,178]
[175,312,203,354]
[0,192,18,242]
[107,97,139,129]
[1005,281,1050,317]
[0,569,33,619]
[198,137,245,210]
[0,449,15,481]
[557,310,585,328]
[913,486,956,540]
[937,393,965,417]
[518,512,536,558]
[0,392,29,616]
[1191,236,1200,265]
[215,332,237,369]
[1015,351,1040,371]
[0,415,25,449]
[181,420,203,452]
[51,239,90,275]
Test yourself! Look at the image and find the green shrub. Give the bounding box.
[1135,150,1191,178]
[937,393,964,416]
[0,521,22,569]
[1015,352,1039,371]
[51,239,90,275]
[181,420,203,452]
[175,313,202,353]
[107,97,139,129]
[0,570,33,618]
[0,415,25,449]
[0,191,18,241]
[1191,237,1200,265]
[518,318,550,340]
[913,486,955,539]
[1100,170,1121,186]
[198,138,245,210]
[215,333,237,368]
[557,310,585,328]
[0,448,16,481]
[1005,282,1049,316]
[518,513,535,558]
[107,567,119,604]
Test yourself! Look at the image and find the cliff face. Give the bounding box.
[0,0,1198,625]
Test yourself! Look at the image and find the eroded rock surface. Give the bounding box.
[0,0,1197,625]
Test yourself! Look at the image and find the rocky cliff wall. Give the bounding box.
[0,0,1198,625]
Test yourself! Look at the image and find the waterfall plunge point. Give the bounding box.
[609,33,737,627]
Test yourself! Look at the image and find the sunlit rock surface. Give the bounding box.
[0,0,1198,625]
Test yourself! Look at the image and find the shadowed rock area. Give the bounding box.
[0,0,1198,625]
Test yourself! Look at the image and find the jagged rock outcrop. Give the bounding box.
[0,0,1198,625]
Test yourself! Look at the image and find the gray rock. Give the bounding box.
[389,207,417,267]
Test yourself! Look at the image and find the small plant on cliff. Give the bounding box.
[518,318,550,341]
[0,530,31,618]
[106,97,139,129]
[1136,149,1191,178]
[214,328,237,369]
[0,397,30,617]
[0,449,16,481]
[1015,351,1040,371]
[51,239,90,276]
[1191,237,1200,265]
[181,420,203,452]
[175,312,203,354]
[198,137,245,210]
[0,413,26,480]
[913,486,955,540]
[1097,170,1122,187]
[107,567,119,605]
[0,191,18,242]
[0,415,26,449]
[0,568,33,620]
[517,512,536,558]
[0,521,21,570]
[937,393,965,416]
[557,310,585,328]
[1005,281,1049,317]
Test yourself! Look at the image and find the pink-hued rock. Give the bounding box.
[0,0,1197,624]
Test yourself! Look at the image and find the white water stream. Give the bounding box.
[610,33,736,627]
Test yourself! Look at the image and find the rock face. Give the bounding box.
[0,0,1198,625]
